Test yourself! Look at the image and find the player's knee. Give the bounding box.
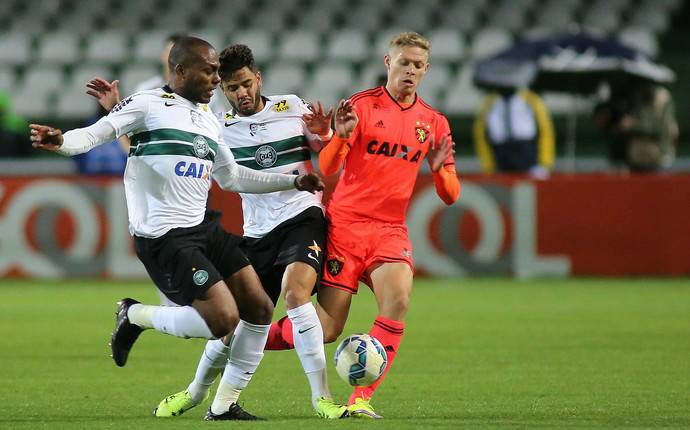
[254,296,274,325]
[389,293,410,314]
[284,283,311,309]
[210,312,240,338]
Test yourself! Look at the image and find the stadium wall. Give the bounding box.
[0,174,688,278]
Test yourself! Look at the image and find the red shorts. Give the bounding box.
[321,219,414,294]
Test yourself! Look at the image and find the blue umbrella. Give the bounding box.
[473,31,675,94]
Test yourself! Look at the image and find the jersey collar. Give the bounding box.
[383,85,418,111]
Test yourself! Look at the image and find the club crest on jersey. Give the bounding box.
[193,135,209,158]
[255,145,277,167]
[190,110,202,125]
[326,254,345,276]
[415,121,431,143]
[192,269,209,286]
[274,100,289,112]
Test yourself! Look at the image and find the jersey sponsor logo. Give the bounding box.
[224,120,240,127]
[249,122,267,136]
[110,96,134,113]
[374,120,385,128]
[174,161,211,180]
[415,121,431,143]
[164,101,175,107]
[366,140,423,163]
[192,269,209,286]
[401,247,412,257]
[254,145,277,167]
[193,136,210,158]
[326,253,345,276]
[307,240,321,264]
[274,99,289,112]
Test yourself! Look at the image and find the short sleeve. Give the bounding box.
[101,93,149,138]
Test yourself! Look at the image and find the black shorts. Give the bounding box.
[134,210,250,306]
[242,206,327,305]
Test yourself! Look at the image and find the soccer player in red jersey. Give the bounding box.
[266,32,460,418]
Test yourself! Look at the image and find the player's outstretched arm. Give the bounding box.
[86,77,120,111]
[30,124,64,152]
[31,120,118,157]
[214,152,324,194]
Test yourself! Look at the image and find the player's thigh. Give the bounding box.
[316,285,353,343]
[192,279,240,338]
[368,262,413,321]
[225,265,274,325]
[282,261,318,309]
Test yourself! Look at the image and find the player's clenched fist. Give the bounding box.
[294,173,325,194]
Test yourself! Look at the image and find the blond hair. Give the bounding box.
[389,32,431,53]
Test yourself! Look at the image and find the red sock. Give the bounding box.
[349,316,404,405]
[264,316,295,350]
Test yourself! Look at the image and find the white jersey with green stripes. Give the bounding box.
[102,86,231,238]
[221,94,324,238]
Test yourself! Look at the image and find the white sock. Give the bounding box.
[137,305,215,339]
[210,320,269,415]
[127,303,156,329]
[288,302,330,409]
[188,339,230,404]
[210,379,242,415]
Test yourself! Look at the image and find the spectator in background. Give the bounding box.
[594,81,678,172]
[473,88,555,179]
[0,92,31,158]
[72,103,127,175]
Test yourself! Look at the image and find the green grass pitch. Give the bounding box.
[0,278,688,430]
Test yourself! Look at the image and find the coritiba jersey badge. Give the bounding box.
[255,145,277,167]
[193,136,209,158]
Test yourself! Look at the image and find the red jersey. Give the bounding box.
[327,86,455,224]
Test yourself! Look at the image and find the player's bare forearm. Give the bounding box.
[29,124,64,152]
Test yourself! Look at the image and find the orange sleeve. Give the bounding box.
[318,134,351,176]
[432,163,460,205]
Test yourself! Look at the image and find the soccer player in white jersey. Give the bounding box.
[30,37,324,421]
[150,44,349,420]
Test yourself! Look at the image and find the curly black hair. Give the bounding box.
[218,44,258,81]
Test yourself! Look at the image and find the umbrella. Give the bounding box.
[473,31,675,93]
[472,31,676,171]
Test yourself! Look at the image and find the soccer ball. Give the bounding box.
[334,333,388,386]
